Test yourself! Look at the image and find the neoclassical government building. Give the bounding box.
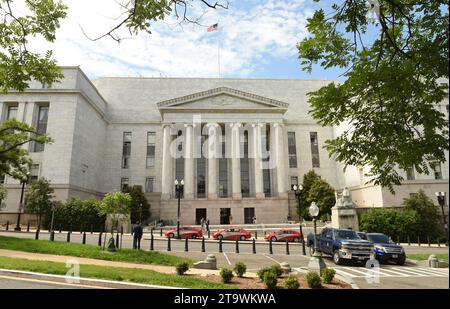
[1,67,448,224]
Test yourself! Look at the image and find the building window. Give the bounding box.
[121,178,129,191]
[310,132,320,168]
[358,168,364,184]
[240,131,250,198]
[290,176,298,190]
[431,161,442,180]
[146,132,156,168]
[0,174,5,184]
[29,164,40,182]
[122,132,132,169]
[175,130,184,197]
[287,132,298,168]
[145,177,154,193]
[197,133,206,198]
[262,125,272,197]
[218,124,229,198]
[33,105,49,152]
[406,167,415,181]
[7,105,18,120]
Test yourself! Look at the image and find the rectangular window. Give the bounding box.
[7,105,18,120]
[359,168,364,184]
[262,125,272,197]
[146,132,156,168]
[0,174,5,184]
[145,177,154,193]
[218,125,229,198]
[33,106,49,152]
[121,178,129,191]
[197,134,206,198]
[287,132,298,168]
[29,164,40,182]
[290,176,298,190]
[310,132,320,168]
[406,167,415,181]
[431,161,442,180]
[241,131,250,198]
[122,132,132,169]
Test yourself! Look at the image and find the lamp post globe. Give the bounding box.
[307,201,326,274]
[291,183,306,255]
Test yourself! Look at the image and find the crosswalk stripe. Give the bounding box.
[334,269,359,278]
[339,267,386,276]
[395,267,447,277]
[389,267,429,277]
[416,267,449,276]
[373,268,411,277]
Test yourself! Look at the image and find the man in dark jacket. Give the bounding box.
[132,222,143,250]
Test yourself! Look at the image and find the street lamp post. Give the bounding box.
[139,203,143,223]
[307,201,326,274]
[291,184,306,255]
[174,179,184,239]
[435,192,448,246]
[14,175,28,231]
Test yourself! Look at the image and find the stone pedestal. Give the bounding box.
[193,254,217,270]
[331,187,359,231]
[307,254,327,274]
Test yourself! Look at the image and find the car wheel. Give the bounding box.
[168,233,175,238]
[396,256,406,266]
[333,250,343,265]
[293,237,300,243]
[217,235,223,240]
[240,235,246,241]
[271,236,277,242]
[191,234,197,239]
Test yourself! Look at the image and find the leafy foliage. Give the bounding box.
[298,1,449,191]
[306,271,321,288]
[233,262,246,278]
[98,192,132,235]
[297,170,336,220]
[321,268,336,284]
[262,271,278,289]
[176,262,190,276]
[0,119,52,179]
[0,185,7,208]
[123,185,150,224]
[219,267,233,283]
[24,177,54,228]
[284,276,300,289]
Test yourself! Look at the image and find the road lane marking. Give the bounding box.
[334,269,359,278]
[0,275,110,289]
[393,267,447,277]
[374,268,410,277]
[389,267,428,276]
[416,267,449,276]
[263,254,281,264]
[222,252,232,265]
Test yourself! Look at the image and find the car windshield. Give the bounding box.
[367,234,390,243]
[335,230,359,240]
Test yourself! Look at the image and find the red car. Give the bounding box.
[212,227,252,241]
[264,229,303,242]
[164,227,203,239]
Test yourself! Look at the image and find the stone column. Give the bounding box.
[207,124,219,199]
[17,101,27,123]
[274,123,287,198]
[184,124,195,199]
[161,125,173,200]
[231,123,242,199]
[252,123,264,198]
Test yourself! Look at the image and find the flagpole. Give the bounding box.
[218,23,221,78]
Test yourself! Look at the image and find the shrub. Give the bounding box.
[269,264,283,278]
[233,262,247,278]
[176,262,189,276]
[220,268,234,283]
[306,271,321,288]
[284,276,300,289]
[263,271,278,289]
[257,267,271,281]
[321,268,336,284]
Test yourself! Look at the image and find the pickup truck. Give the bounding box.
[307,228,374,265]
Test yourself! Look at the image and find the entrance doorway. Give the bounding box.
[244,208,255,224]
[196,208,207,225]
[220,208,231,224]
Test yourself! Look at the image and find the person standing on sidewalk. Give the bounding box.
[132,222,143,250]
[205,218,210,234]
[200,217,205,232]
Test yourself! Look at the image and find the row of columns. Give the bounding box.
[161,123,287,200]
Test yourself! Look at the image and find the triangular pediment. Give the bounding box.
[157,87,289,114]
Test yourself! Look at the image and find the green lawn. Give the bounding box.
[0,256,230,289]
[408,253,449,262]
[0,235,191,266]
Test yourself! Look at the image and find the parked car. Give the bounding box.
[359,232,406,265]
[164,226,203,239]
[264,229,303,242]
[307,228,374,265]
[212,227,252,241]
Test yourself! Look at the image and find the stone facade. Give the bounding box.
[0,67,448,225]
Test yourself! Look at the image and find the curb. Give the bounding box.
[0,268,183,289]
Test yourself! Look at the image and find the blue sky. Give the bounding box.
[27,0,366,81]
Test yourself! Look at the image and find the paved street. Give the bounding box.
[0,275,94,289]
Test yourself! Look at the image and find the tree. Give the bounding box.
[0,119,53,179]
[308,178,336,219]
[24,177,54,228]
[0,184,7,209]
[123,185,151,224]
[297,1,449,192]
[1,0,228,93]
[297,170,322,220]
[402,190,442,239]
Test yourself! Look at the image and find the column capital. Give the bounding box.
[184,123,195,128]
[229,122,242,128]
[162,124,173,129]
[272,122,285,128]
[251,123,264,128]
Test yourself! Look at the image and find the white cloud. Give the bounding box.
[27,0,312,78]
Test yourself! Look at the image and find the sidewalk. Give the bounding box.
[0,249,235,277]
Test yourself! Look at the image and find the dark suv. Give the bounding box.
[358,232,406,265]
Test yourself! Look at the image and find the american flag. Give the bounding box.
[207,23,219,32]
